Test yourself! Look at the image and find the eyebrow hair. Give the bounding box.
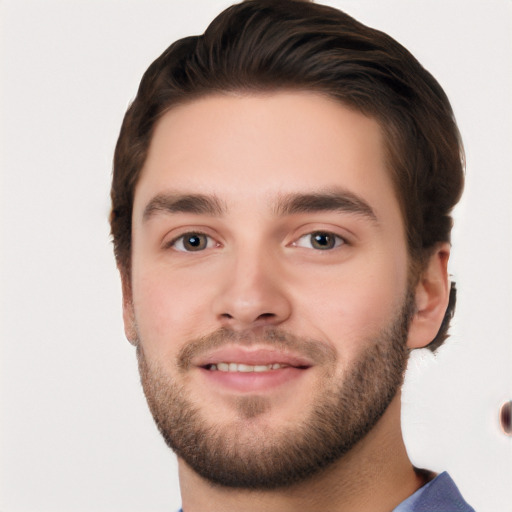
[142,193,226,221]
[273,190,377,222]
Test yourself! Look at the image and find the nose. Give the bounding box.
[212,248,292,330]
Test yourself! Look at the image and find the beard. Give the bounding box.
[136,293,413,490]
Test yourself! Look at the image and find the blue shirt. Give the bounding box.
[178,472,475,512]
[393,472,475,512]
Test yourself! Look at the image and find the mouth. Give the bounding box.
[203,362,309,372]
[193,346,313,393]
[194,346,314,371]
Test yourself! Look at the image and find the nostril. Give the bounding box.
[252,313,279,326]
[219,311,277,325]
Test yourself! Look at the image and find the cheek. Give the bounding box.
[293,251,408,351]
[132,269,212,358]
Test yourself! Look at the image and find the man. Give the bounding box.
[110,0,474,510]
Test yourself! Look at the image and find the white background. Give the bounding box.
[1,1,511,511]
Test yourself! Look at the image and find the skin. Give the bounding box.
[122,91,451,512]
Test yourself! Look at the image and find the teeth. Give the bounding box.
[208,363,287,372]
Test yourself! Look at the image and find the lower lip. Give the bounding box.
[198,366,309,393]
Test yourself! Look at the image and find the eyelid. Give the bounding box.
[292,231,347,250]
[163,230,220,252]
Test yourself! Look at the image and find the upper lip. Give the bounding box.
[192,346,314,369]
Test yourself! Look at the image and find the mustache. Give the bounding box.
[177,327,337,371]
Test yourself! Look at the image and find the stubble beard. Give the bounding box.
[136,294,413,490]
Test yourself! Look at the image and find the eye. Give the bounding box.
[294,231,345,250]
[169,232,216,252]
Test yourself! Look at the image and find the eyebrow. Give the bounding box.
[142,193,226,221]
[141,189,377,223]
[273,190,377,222]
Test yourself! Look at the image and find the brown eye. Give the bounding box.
[172,233,211,252]
[295,231,344,251]
[311,232,337,250]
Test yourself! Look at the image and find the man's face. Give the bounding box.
[125,92,413,487]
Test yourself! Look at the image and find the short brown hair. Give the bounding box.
[110,0,464,350]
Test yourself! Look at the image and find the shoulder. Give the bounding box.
[393,472,476,512]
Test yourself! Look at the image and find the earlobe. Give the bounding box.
[121,273,138,346]
[407,243,451,349]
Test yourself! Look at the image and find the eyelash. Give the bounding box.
[165,231,218,252]
[292,231,346,251]
[165,230,347,253]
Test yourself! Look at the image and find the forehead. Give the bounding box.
[134,91,400,223]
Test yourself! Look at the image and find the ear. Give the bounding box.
[407,243,451,349]
[120,272,138,346]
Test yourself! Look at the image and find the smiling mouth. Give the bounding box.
[203,362,310,372]
[196,350,315,392]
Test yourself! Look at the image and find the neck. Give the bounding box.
[179,394,427,512]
